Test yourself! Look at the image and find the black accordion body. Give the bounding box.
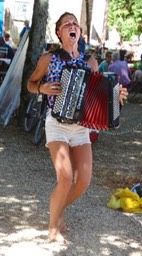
[51,67,120,130]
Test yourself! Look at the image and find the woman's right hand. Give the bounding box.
[40,81,62,95]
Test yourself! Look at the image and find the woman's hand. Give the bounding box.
[119,84,128,105]
[40,81,62,95]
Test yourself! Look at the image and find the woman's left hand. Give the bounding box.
[119,84,128,105]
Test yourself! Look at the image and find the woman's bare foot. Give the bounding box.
[48,227,67,244]
[58,217,66,234]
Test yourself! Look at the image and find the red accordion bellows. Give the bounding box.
[80,72,119,129]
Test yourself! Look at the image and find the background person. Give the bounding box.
[0,36,14,60]
[27,12,128,244]
[108,51,131,88]
[98,51,112,72]
[4,32,16,48]
[132,55,142,83]
[19,20,31,40]
[78,27,86,53]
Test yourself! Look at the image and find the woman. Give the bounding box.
[27,12,128,244]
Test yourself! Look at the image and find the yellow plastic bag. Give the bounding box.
[107,187,142,213]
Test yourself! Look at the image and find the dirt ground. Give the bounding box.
[93,100,142,188]
[0,99,142,256]
[0,100,142,188]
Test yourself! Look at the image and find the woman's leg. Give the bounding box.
[48,141,73,242]
[65,143,92,207]
[58,143,92,233]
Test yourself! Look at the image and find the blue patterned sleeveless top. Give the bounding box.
[45,52,89,108]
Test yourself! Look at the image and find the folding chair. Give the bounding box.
[0,47,8,58]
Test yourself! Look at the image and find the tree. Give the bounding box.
[19,0,49,123]
[101,0,109,43]
[85,0,91,43]
[108,0,142,40]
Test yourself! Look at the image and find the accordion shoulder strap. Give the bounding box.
[50,48,91,62]
[50,48,72,61]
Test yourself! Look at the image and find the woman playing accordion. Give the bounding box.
[27,12,128,244]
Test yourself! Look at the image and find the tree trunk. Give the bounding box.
[18,0,49,125]
[85,0,89,43]
[101,0,109,43]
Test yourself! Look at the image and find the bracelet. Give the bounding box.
[37,83,42,94]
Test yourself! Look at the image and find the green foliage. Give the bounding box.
[108,0,142,40]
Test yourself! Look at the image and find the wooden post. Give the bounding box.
[85,0,90,44]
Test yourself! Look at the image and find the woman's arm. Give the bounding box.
[27,52,61,95]
[27,52,51,94]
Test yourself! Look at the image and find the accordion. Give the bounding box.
[52,67,120,130]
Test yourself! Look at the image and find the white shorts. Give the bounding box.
[45,110,91,147]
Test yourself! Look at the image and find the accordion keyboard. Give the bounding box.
[53,69,71,115]
[52,68,87,119]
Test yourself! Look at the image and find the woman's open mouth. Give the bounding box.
[69,32,76,40]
